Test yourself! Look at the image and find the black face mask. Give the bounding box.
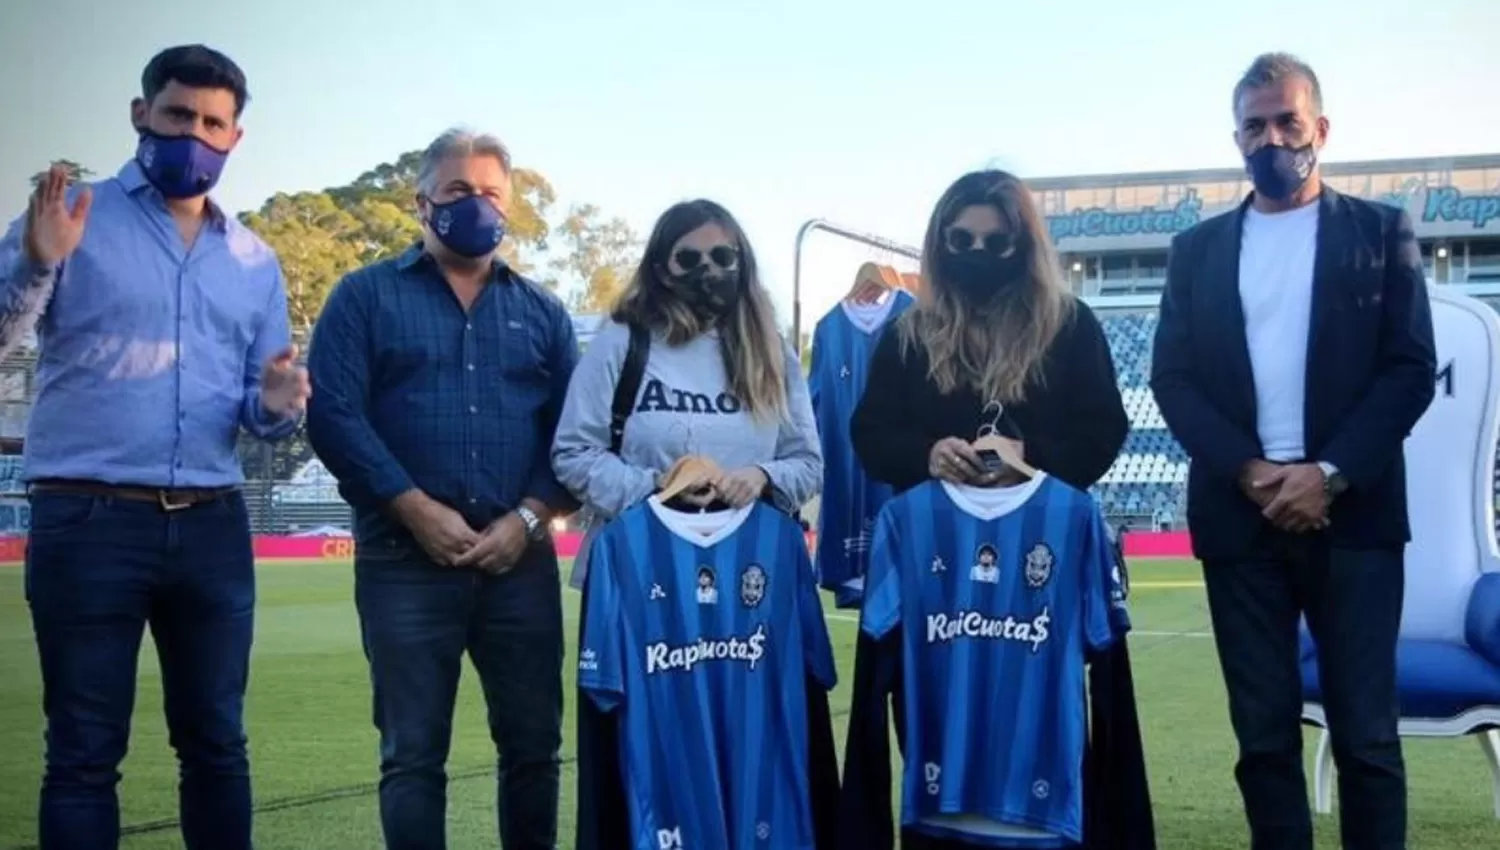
[941,249,1027,301]
[663,265,741,321]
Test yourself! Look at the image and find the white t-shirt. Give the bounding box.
[1238,202,1320,461]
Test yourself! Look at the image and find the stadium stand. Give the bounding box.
[1093,310,1185,527]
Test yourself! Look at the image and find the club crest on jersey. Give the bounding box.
[931,555,946,574]
[649,583,667,601]
[1024,543,1054,589]
[696,566,718,605]
[740,563,767,608]
[970,543,1000,584]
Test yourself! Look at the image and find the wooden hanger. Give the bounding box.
[971,433,1035,480]
[971,400,1035,481]
[899,272,922,293]
[658,455,724,504]
[847,262,896,305]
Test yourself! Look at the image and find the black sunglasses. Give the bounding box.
[944,227,1019,256]
[673,244,740,272]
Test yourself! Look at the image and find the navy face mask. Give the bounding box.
[1245,143,1318,202]
[135,129,231,199]
[426,196,506,258]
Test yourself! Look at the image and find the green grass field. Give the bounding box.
[0,558,1495,849]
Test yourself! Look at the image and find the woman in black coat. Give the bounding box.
[851,169,1128,492]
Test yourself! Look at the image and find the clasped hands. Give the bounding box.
[656,465,770,509]
[404,494,530,573]
[1241,459,1329,534]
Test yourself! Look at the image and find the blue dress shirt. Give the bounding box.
[0,161,297,488]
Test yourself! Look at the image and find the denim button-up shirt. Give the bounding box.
[305,245,578,543]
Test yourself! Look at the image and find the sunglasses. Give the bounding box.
[944,227,1019,256]
[673,244,740,273]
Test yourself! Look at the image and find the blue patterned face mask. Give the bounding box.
[134,129,230,199]
[1245,143,1317,201]
[425,196,506,258]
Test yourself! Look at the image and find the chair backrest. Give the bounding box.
[1398,287,1500,644]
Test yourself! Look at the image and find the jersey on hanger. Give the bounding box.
[578,498,838,850]
[808,290,915,608]
[861,476,1130,848]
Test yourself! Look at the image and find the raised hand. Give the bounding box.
[260,344,312,418]
[25,165,93,267]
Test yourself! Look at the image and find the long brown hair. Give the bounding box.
[897,169,1075,403]
[612,199,788,420]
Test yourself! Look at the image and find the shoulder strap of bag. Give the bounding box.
[608,323,650,455]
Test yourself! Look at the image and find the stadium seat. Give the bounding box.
[1299,287,1500,819]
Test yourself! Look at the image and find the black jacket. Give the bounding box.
[851,300,1128,495]
[1149,187,1437,561]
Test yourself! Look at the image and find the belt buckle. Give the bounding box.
[157,490,193,512]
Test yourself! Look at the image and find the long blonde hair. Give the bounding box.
[611,199,787,420]
[898,170,1075,403]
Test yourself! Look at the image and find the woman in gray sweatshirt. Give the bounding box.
[550,199,822,583]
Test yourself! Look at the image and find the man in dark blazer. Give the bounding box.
[1151,52,1437,850]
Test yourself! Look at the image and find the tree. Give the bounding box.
[550,204,641,313]
[29,160,92,188]
[238,149,632,332]
[241,150,563,330]
[239,192,373,330]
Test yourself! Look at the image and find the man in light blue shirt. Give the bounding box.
[0,45,307,850]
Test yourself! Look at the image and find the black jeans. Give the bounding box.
[25,491,256,850]
[1203,533,1406,850]
[355,538,564,850]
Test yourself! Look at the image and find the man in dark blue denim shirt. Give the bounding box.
[306,127,578,850]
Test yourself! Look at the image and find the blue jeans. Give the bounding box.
[355,538,564,850]
[24,491,256,850]
[1205,536,1406,850]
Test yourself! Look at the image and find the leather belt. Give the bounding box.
[29,479,238,513]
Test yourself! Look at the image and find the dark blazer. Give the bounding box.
[1150,186,1438,562]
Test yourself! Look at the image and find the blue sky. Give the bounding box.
[1,0,1496,324]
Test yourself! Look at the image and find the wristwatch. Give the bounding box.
[1317,461,1348,498]
[515,505,547,542]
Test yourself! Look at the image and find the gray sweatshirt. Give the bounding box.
[551,320,822,580]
